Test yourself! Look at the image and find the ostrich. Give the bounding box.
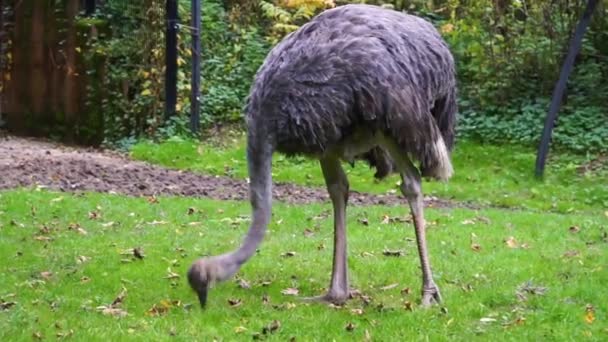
[188,4,457,308]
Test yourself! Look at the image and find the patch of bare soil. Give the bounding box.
[0,134,462,209]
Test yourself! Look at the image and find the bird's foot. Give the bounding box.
[301,289,350,306]
[421,282,442,308]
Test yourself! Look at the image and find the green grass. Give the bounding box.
[1,189,607,340]
[130,135,608,213]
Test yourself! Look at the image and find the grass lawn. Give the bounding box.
[2,136,607,340]
[1,189,607,341]
[130,135,608,213]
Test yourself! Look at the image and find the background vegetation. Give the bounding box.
[72,0,608,153]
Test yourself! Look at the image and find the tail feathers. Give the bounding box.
[421,136,453,181]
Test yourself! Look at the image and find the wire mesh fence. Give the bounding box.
[0,0,201,146]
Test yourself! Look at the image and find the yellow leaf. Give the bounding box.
[505,236,518,248]
[441,23,455,34]
[585,311,595,324]
[141,89,152,96]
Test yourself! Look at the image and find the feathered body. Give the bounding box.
[245,4,457,179]
[188,4,458,308]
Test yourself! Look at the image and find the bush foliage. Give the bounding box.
[82,0,607,152]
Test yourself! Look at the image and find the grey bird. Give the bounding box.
[188,3,458,308]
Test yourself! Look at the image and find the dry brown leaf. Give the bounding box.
[401,287,411,295]
[345,322,356,331]
[585,304,595,324]
[380,283,399,291]
[281,251,296,258]
[237,278,251,289]
[358,217,369,226]
[32,332,43,340]
[303,228,315,237]
[34,235,52,242]
[228,298,242,307]
[351,308,364,315]
[76,255,90,264]
[0,300,16,311]
[80,276,91,283]
[569,225,580,233]
[88,211,100,220]
[281,288,299,296]
[165,268,180,279]
[403,300,414,311]
[111,288,127,307]
[187,207,196,215]
[262,294,270,305]
[462,219,476,225]
[234,326,248,333]
[98,306,128,317]
[40,271,53,280]
[146,299,178,316]
[470,243,481,251]
[262,320,281,335]
[382,249,404,257]
[505,236,519,249]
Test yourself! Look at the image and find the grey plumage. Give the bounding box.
[245,4,457,177]
[188,4,458,308]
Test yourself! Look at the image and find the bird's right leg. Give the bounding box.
[303,156,350,305]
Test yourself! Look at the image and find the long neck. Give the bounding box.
[231,133,273,265]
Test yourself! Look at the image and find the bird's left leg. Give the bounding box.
[383,141,441,307]
[303,156,350,305]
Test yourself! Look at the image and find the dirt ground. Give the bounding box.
[0,134,460,208]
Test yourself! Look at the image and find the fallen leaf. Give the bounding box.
[317,243,325,250]
[76,255,90,264]
[262,320,281,334]
[569,226,580,233]
[380,283,399,291]
[351,308,363,315]
[187,207,196,215]
[88,211,100,220]
[237,278,251,289]
[480,317,497,323]
[234,326,248,333]
[147,196,159,204]
[281,288,299,296]
[228,298,242,307]
[56,329,74,339]
[358,217,369,226]
[101,221,115,227]
[146,300,177,316]
[80,276,91,283]
[345,322,356,331]
[0,300,16,311]
[462,219,476,225]
[34,235,52,242]
[281,251,296,258]
[260,281,272,287]
[111,288,127,307]
[505,236,518,248]
[33,332,43,340]
[165,268,180,279]
[98,306,127,317]
[382,249,404,257]
[585,304,595,324]
[401,287,411,295]
[303,228,314,237]
[40,271,53,280]
[470,243,481,251]
[403,301,414,311]
[262,294,270,305]
[563,250,580,258]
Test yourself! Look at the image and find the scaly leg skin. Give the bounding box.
[400,170,442,307]
[382,137,442,307]
[302,156,351,305]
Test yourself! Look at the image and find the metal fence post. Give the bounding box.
[165,0,178,121]
[190,0,201,134]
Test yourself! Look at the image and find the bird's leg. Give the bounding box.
[399,168,442,307]
[303,156,350,305]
